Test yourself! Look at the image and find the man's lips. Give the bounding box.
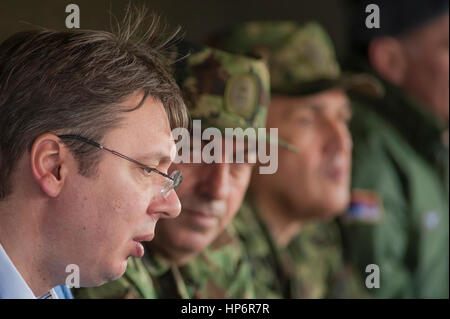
[131,234,154,258]
[323,166,348,182]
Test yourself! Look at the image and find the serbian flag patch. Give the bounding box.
[341,189,384,224]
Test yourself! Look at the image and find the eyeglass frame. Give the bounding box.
[57,134,182,198]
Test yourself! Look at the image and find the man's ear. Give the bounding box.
[368,36,407,86]
[30,134,70,197]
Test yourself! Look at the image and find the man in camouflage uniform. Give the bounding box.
[73,43,271,298]
[339,0,449,298]
[212,21,381,298]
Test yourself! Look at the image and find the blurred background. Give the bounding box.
[0,0,352,58]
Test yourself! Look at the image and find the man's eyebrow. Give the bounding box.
[135,152,172,166]
[299,103,325,112]
[303,102,352,113]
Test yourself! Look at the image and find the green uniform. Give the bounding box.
[234,196,368,299]
[147,227,254,299]
[73,257,156,299]
[74,226,254,299]
[212,21,380,299]
[340,55,449,298]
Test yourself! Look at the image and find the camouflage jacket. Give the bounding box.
[233,196,368,299]
[147,227,254,299]
[73,256,157,299]
[73,226,254,299]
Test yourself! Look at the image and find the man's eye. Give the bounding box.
[294,116,313,125]
[142,167,152,176]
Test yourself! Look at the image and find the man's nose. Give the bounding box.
[323,118,352,155]
[197,163,230,200]
[148,190,182,219]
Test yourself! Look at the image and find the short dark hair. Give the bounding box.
[0,6,188,200]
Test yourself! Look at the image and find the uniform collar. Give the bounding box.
[0,244,36,299]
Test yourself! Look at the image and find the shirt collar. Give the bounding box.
[37,288,59,299]
[0,244,36,299]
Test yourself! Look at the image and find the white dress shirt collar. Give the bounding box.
[0,243,36,299]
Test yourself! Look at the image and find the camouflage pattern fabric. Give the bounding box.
[146,226,254,299]
[212,21,383,97]
[175,44,270,133]
[233,196,369,299]
[73,257,156,299]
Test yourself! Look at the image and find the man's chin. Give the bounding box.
[173,232,215,257]
[117,259,129,278]
[321,187,350,210]
[294,197,350,221]
[93,259,128,286]
[319,199,350,219]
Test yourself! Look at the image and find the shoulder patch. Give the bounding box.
[341,189,384,224]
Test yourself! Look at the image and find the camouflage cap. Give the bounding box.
[174,42,270,133]
[212,21,383,97]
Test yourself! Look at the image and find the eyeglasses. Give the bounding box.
[57,134,182,199]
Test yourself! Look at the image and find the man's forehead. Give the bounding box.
[135,132,177,162]
[117,93,175,160]
[121,93,171,129]
[288,90,350,111]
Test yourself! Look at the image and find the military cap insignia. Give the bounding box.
[224,73,259,121]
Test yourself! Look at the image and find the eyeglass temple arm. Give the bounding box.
[57,134,174,181]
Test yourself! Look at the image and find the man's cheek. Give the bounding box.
[220,210,234,232]
[226,194,242,223]
[113,188,147,218]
